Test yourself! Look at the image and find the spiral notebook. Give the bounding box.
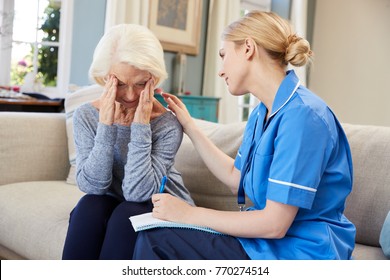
[129,212,224,235]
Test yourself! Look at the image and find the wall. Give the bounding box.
[271,0,291,18]
[309,0,390,127]
[69,0,209,96]
[69,0,106,86]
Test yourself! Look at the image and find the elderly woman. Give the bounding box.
[62,24,194,260]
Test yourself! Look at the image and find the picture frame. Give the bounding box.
[148,0,202,55]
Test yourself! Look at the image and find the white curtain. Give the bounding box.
[202,0,241,124]
[289,0,308,86]
[0,0,14,85]
[104,0,149,31]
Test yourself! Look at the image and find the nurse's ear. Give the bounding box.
[244,38,257,60]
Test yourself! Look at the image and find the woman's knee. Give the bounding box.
[70,194,119,221]
[105,201,153,231]
[109,200,153,221]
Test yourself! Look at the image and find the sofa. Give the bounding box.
[0,111,389,260]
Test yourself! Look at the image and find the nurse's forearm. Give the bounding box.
[186,200,298,238]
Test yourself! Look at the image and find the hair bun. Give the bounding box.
[287,34,300,45]
[285,34,313,67]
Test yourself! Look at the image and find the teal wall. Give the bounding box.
[69,0,106,86]
[271,0,291,19]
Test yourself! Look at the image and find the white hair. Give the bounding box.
[89,24,168,87]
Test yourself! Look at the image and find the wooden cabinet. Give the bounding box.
[155,94,220,122]
[0,98,64,113]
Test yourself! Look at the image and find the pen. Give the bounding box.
[159,176,167,193]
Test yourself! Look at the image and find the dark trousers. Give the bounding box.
[62,194,152,260]
[132,228,250,260]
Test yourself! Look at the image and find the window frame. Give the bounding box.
[0,0,73,98]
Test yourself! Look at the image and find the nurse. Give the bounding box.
[132,11,356,260]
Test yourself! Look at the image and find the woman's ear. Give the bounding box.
[244,38,256,59]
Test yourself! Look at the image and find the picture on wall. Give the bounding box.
[148,0,202,55]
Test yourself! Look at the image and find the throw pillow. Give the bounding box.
[380,211,390,258]
[64,84,103,185]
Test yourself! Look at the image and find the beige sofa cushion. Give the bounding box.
[64,85,103,185]
[342,123,390,247]
[352,243,387,260]
[175,119,247,211]
[0,181,83,259]
[0,112,69,186]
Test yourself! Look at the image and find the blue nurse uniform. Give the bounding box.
[235,70,356,259]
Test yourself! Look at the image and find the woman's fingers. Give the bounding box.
[134,78,154,124]
[161,92,194,132]
[148,78,156,101]
[161,92,184,110]
[99,75,117,125]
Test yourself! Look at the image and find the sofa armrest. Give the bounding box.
[0,112,70,185]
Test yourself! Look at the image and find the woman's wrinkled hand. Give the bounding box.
[99,75,117,125]
[134,78,155,124]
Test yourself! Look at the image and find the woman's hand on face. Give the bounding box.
[151,193,193,223]
[161,92,195,133]
[134,78,155,124]
[99,75,117,125]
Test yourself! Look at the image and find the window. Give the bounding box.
[238,0,271,121]
[0,0,73,97]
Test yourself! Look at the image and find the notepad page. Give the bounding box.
[129,212,224,235]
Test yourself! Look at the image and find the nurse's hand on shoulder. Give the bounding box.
[151,193,193,223]
[161,92,196,134]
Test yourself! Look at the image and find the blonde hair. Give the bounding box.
[222,11,313,67]
[89,24,168,87]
